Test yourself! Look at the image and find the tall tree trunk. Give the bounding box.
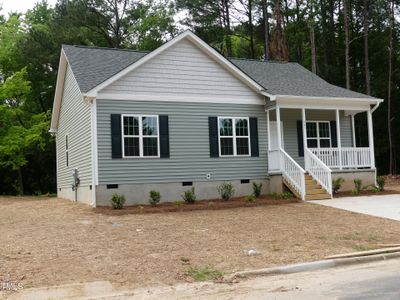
[388,0,395,174]
[343,0,351,89]
[309,24,317,73]
[222,0,232,57]
[309,2,317,73]
[270,0,289,61]
[248,0,255,58]
[363,0,371,95]
[263,0,270,60]
[18,167,24,195]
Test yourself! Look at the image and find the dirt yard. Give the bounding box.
[1,196,400,290]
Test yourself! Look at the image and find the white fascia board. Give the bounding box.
[84,30,266,97]
[276,94,383,104]
[96,93,265,105]
[275,95,382,111]
[49,49,68,132]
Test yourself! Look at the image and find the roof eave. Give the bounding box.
[49,48,68,133]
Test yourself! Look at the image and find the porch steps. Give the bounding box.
[305,175,331,200]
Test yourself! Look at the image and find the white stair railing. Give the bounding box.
[305,148,332,197]
[280,148,306,200]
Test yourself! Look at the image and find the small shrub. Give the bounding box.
[376,176,385,192]
[332,177,344,195]
[110,193,125,209]
[148,190,161,206]
[174,200,184,208]
[217,182,235,201]
[252,182,263,197]
[282,192,293,199]
[268,192,293,200]
[352,179,363,195]
[245,195,256,203]
[182,187,196,204]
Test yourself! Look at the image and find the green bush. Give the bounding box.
[376,176,385,192]
[245,195,256,203]
[174,200,184,208]
[217,182,235,201]
[110,193,125,209]
[149,190,161,206]
[352,179,363,195]
[252,182,263,197]
[332,177,345,195]
[182,187,196,204]
[269,192,293,200]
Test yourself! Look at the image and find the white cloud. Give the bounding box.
[1,0,57,15]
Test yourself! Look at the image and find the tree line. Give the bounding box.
[0,0,398,195]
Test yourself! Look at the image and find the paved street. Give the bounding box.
[133,258,400,300]
[312,194,400,221]
[6,258,400,299]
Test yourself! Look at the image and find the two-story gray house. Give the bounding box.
[50,30,382,206]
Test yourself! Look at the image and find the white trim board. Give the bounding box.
[96,93,265,105]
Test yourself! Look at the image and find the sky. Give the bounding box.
[1,0,57,15]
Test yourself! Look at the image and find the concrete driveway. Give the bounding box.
[312,194,400,221]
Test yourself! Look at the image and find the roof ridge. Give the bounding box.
[62,44,150,54]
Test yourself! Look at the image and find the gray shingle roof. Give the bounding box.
[62,44,373,99]
[62,45,147,93]
[230,58,373,99]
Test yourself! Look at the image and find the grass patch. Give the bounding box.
[186,266,224,281]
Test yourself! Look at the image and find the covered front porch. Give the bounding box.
[265,95,381,200]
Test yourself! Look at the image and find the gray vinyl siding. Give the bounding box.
[96,100,268,184]
[101,39,261,101]
[271,109,353,166]
[56,65,92,187]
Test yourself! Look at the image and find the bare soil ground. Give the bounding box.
[1,196,400,290]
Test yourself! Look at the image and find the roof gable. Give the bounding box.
[99,37,263,100]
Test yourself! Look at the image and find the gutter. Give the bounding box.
[371,100,381,113]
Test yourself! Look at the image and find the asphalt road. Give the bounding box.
[6,258,400,299]
[132,258,400,300]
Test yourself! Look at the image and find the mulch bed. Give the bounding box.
[94,195,300,215]
[334,189,400,198]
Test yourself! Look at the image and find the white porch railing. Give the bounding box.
[309,147,372,169]
[305,148,332,196]
[280,148,306,200]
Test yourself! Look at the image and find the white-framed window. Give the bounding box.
[218,117,250,157]
[306,121,331,148]
[122,115,159,158]
[65,135,69,167]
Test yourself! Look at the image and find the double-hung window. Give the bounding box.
[122,115,159,157]
[306,121,331,148]
[218,117,250,156]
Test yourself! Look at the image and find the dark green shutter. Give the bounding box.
[330,121,338,147]
[297,120,304,157]
[159,115,170,158]
[111,114,122,158]
[209,117,219,157]
[250,117,259,157]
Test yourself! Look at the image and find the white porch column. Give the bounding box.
[302,108,307,167]
[276,106,282,150]
[367,109,376,168]
[267,110,271,151]
[351,114,356,147]
[336,109,343,169]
